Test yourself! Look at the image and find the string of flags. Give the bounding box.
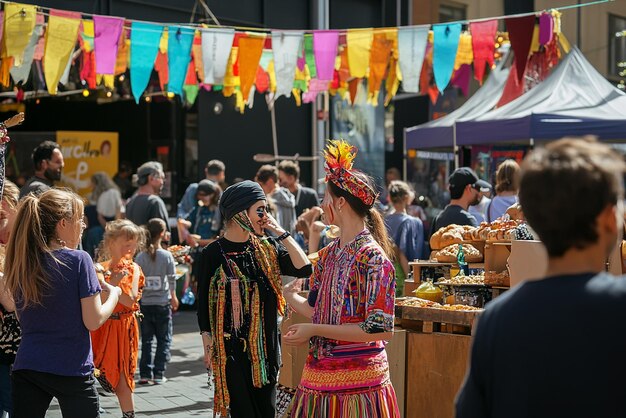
[0,1,587,111]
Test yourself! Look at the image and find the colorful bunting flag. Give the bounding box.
[10,13,44,84]
[469,20,498,84]
[201,28,235,85]
[168,26,195,96]
[433,23,462,93]
[454,32,473,70]
[506,15,536,81]
[397,25,429,93]
[4,3,37,66]
[368,30,394,103]
[304,35,317,79]
[238,34,266,104]
[539,13,554,45]
[272,31,303,99]
[93,15,124,75]
[130,22,163,102]
[43,15,80,94]
[347,29,373,78]
[313,30,339,81]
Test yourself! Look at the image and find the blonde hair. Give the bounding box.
[5,189,84,307]
[2,180,19,212]
[91,172,119,202]
[495,159,521,194]
[96,219,144,262]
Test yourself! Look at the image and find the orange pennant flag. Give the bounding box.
[238,33,266,103]
[368,31,393,103]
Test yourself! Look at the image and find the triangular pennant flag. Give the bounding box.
[368,30,394,103]
[397,26,429,93]
[168,26,195,96]
[496,61,524,107]
[469,20,497,84]
[115,30,130,75]
[451,64,471,96]
[191,32,203,82]
[238,33,266,103]
[80,19,95,52]
[530,24,540,54]
[4,3,37,65]
[93,15,124,75]
[43,15,80,94]
[539,13,554,45]
[272,31,303,99]
[454,32,473,70]
[201,28,235,85]
[433,23,462,93]
[10,13,43,84]
[347,29,373,78]
[130,22,163,102]
[313,30,339,81]
[49,10,82,87]
[304,34,317,79]
[506,15,536,81]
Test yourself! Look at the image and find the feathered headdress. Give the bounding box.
[324,139,378,207]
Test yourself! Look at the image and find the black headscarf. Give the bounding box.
[219,180,266,220]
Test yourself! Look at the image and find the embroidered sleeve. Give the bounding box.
[357,249,396,334]
[307,245,328,307]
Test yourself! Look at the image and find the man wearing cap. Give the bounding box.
[126,161,170,232]
[431,167,491,234]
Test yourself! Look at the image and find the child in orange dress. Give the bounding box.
[91,220,145,418]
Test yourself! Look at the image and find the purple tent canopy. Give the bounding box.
[456,47,626,145]
[404,61,510,149]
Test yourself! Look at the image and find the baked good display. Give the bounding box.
[484,270,511,287]
[432,243,483,263]
[437,274,485,286]
[506,203,524,221]
[430,224,465,250]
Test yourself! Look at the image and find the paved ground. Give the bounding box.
[47,310,215,417]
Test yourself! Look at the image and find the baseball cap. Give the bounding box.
[448,167,492,194]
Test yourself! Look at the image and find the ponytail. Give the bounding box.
[366,208,395,260]
[5,189,83,307]
[145,218,167,261]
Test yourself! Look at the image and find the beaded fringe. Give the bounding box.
[286,382,400,418]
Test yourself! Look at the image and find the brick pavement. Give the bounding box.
[47,310,214,418]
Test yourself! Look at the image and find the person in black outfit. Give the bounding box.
[456,137,626,418]
[432,167,491,233]
[197,180,311,418]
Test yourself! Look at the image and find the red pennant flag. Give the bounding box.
[496,61,524,107]
[469,20,498,84]
[506,15,536,81]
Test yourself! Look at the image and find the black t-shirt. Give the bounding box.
[295,186,320,217]
[432,204,477,233]
[196,237,312,378]
[456,272,626,418]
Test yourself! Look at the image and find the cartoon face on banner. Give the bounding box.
[56,131,119,198]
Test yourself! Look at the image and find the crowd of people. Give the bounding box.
[1,121,624,418]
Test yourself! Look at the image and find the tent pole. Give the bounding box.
[453,122,459,169]
[403,128,407,182]
[530,137,535,150]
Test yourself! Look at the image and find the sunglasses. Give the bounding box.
[255,206,270,218]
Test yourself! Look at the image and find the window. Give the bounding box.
[439,3,467,23]
[608,14,626,81]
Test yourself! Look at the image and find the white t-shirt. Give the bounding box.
[97,188,122,219]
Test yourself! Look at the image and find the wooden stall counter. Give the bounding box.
[396,299,483,418]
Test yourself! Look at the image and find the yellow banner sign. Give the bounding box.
[56,131,119,198]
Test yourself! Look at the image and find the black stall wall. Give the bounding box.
[197,90,313,187]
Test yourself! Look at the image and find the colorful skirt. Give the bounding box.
[287,349,400,418]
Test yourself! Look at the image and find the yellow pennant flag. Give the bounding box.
[43,15,80,94]
[347,28,373,78]
[454,32,473,70]
[4,3,37,65]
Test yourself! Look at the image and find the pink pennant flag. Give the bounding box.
[539,13,554,45]
[313,30,339,81]
[93,15,124,74]
[470,20,498,84]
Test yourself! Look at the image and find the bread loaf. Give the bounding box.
[432,243,483,263]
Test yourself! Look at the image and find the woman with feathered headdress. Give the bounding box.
[283,140,400,417]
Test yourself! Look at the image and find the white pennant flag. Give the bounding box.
[398,26,429,93]
[272,31,303,99]
[201,28,235,85]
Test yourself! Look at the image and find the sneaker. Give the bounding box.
[153,376,167,384]
[138,378,151,385]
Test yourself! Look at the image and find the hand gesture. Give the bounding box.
[283,278,304,295]
[4,112,24,128]
[260,211,285,236]
[283,323,316,346]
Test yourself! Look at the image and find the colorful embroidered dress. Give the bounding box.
[91,258,145,393]
[288,230,400,418]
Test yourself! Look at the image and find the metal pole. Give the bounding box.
[270,105,279,167]
[402,127,407,182]
[453,122,459,169]
[577,0,582,48]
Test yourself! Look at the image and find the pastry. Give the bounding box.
[433,243,483,263]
